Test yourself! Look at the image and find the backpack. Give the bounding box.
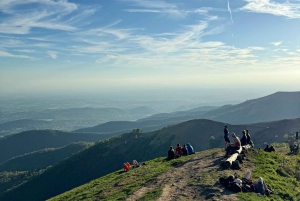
[226,182,242,192]
[219,175,234,185]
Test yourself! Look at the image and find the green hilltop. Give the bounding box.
[0,118,300,201]
[49,145,300,201]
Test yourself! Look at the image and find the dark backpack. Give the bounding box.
[242,184,255,192]
[219,176,234,186]
[226,182,242,192]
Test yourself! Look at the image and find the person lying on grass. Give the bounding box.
[243,171,274,195]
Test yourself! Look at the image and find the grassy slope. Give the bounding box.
[238,144,300,201]
[49,145,300,201]
[0,142,93,172]
[1,119,300,201]
[48,152,205,201]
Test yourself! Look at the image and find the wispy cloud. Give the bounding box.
[0,0,95,35]
[228,1,234,23]
[0,50,32,59]
[241,0,300,18]
[47,51,58,59]
[121,0,186,18]
[16,49,35,53]
[270,41,282,46]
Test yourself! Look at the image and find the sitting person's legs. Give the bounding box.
[243,171,252,180]
[226,146,240,156]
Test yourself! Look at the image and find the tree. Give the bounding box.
[209,136,218,148]
[132,128,142,133]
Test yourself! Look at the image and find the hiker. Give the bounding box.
[268,145,275,152]
[225,133,241,157]
[264,145,269,152]
[243,171,273,195]
[245,130,251,145]
[132,160,140,168]
[175,144,183,157]
[123,162,131,172]
[182,144,188,156]
[186,143,195,154]
[224,125,230,150]
[168,146,175,160]
[240,130,248,146]
[245,129,254,147]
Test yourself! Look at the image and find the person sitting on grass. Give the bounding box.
[224,133,241,158]
[240,130,248,146]
[187,143,195,154]
[268,145,275,152]
[168,146,175,160]
[245,129,252,146]
[182,144,188,156]
[264,145,269,152]
[175,144,183,157]
[132,160,140,168]
[123,162,130,172]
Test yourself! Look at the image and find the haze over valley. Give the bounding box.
[1,0,300,200]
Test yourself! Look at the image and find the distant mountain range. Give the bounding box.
[76,91,300,134]
[2,117,300,201]
[0,106,157,135]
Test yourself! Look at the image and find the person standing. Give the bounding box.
[224,125,230,150]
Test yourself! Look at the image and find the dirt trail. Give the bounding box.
[126,150,254,201]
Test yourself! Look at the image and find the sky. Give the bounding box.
[1,0,300,97]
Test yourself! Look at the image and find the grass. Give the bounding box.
[136,187,163,201]
[48,152,201,201]
[238,146,300,201]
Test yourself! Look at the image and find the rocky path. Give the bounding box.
[126,149,254,201]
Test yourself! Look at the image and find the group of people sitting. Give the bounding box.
[168,143,195,160]
[264,145,275,152]
[219,171,274,195]
[224,125,253,158]
[123,160,143,172]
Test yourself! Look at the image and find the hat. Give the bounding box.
[224,125,228,127]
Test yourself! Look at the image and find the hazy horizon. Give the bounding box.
[1,0,300,95]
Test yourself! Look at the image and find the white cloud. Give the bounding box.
[270,41,282,46]
[47,51,57,59]
[16,49,35,53]
[0,0,95,34]
[228,1,234,23]
[249,46,265,50]
[241,0,300,18]
[121,0,187,18]
[0,50,32,59]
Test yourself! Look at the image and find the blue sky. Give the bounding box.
[1,0,300,95]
